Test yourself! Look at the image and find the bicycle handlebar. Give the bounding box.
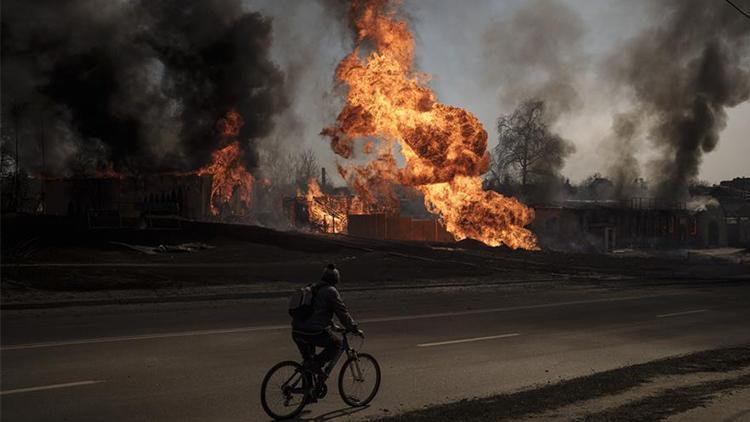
[332,324,364,337]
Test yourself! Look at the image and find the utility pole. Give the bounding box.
[10,101,28,211]
[40,113,46,175]
[39,111,46,213]
[12,102,22,211]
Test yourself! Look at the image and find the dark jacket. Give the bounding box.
[292,282,356,334]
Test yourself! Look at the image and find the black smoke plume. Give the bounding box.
[608,0,750,199]
[1,0,287,176]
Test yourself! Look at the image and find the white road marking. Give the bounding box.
[0,325,288,351]
[657,309,708,318]
[363,294,679,323]
[0,380,104,396]
[417,333,520,347]
[1,293,678,351]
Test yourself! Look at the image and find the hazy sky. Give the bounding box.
[248,0,749,185]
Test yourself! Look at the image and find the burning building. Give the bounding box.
[285,177,453,242]
[5,108,260,228]
[1,0,285,226]
[284,180,352,234]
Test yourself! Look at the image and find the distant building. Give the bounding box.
[532,198,727,252]
[719,177,750,200]
[713,177,750,248]
[723,202,750,248]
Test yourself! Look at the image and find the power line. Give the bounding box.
[726,0,750,19]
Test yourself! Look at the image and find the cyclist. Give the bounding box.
[291,264,359,378]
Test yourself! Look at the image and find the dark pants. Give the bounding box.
[292,330,342,368]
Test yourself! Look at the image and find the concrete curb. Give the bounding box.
[3,275,748,310]
[0,277,566,310]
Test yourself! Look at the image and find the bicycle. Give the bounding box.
[260,326,381,420]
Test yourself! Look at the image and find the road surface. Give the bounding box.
[2,280,750,421]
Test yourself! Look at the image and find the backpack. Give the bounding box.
[288,283,320,320]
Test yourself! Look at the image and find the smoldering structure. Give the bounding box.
[532,198,724,253]
[607,0,750,200]
[1,0,287,176]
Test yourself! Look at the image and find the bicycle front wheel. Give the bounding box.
[338,353,381,407]
[260,361,310,420]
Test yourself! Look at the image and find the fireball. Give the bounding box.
[322,0,537,249]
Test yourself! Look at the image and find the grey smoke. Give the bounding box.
[605,111,644,198]
[482,0,587,120]
[1,0,287,176]
[607,0,750,199]
[245,0,351,187]
[480,0,583,199]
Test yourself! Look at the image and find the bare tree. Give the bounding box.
[294,149,319,188]
[493,100,573,188]
[257,142,295,187]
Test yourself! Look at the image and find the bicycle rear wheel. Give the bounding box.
[261,361,310,420]
[338,353,381,407]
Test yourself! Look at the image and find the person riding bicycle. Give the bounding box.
[262,265,378,418]
[291,264,360,377]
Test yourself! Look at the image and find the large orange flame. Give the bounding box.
[322,0,537,249]
[216,108,244,138]
[197,110,254,215]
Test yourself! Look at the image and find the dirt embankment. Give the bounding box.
[2,215,748,299]
[374,345,750,422]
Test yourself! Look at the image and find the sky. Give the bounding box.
[247,0,749,185]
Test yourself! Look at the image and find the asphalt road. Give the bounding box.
[2,280,750,421]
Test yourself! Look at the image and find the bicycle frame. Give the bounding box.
[263,330,372,420]
[280,331,365,398]
[260,327,380,418]
[322,332,363,380]
[280,372,306,397]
